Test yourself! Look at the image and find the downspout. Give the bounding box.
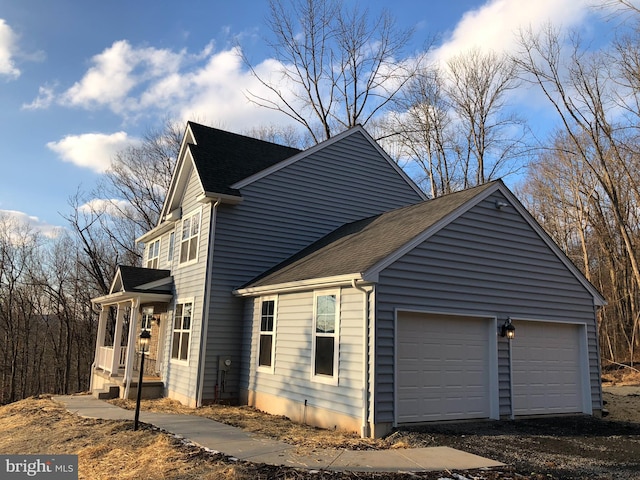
[196,198,221,407]
[352,279,371,438]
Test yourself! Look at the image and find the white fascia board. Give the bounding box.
[233,273,368,297]
[159,125,195,221]
[160,147,203,221]
[136,220,176,244]
[196,192,243,205]
[364,183,500,279]
[91,291,173,306]
[135,276,173,291]
[498,186,608,307]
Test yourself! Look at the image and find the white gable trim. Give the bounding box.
[108,268,124,295]
[159,125,205,221]
[230,125,427,200]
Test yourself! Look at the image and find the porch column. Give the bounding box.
[123,298,140,400]
[93,305,109,368]
[109,303,126,376]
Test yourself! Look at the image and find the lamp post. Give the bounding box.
[134,329,151,431]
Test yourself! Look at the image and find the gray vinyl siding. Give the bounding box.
[161,167,209,402]
[202,131,424,401]
[374,191,601,424]
[244,287,364,419]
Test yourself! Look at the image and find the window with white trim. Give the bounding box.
[146,239,160,268]
[258,298,276,370]
[141,306,153,331]
[171,301,192,361]
[179,211,201,264]
[312,292,339,382]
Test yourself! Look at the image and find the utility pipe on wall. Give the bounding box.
[352,279,372,438]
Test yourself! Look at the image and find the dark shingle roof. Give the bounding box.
[117,265,172,292]
[242,182,498,289]
[188,122,301,196]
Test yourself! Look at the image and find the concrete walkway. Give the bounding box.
[53,395,503,474]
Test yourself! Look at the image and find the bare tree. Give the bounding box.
[446,48,528,186]
[516,22,640,364]
[388,66,459,197]
[244,0,422,143]
[97,118,183,235]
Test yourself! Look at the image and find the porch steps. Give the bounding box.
[94,385,120,400]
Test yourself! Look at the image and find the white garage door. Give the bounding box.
[512,321,584,416]
[397,312,492,423]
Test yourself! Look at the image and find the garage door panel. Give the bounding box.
[512,321,583,416]
[397,313,492,423]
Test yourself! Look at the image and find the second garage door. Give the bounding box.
[397,312,494,423]
[511,321,585,416]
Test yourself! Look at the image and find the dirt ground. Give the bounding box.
[4,372,640,479]
[104,374,640,479]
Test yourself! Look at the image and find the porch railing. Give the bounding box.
[96,346,127,374]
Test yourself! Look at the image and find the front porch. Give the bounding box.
[92,367,164,400]
[90,265,173,402]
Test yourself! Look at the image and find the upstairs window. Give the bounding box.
[258,298,276,370]
[146,239,160,269]
[180,210,201,264]
[171,301,192,362]
[312,291,339,383]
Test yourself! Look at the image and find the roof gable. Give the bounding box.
[108,265,172,295]
[237,181,605,306]
[188,122,301,196]
[240,182,496,290]
[231,125,425,200]
[158,122,301,223]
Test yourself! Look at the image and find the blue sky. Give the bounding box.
[0,0,622,235]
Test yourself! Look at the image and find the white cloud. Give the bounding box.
[431,0,594,63]
[28,39,302,131]
[47,131,141,173]
[22,84,56,110]
[59,40,198,114]
[78,198,131,217]
[0,209,64,239]
[0,18,20,79]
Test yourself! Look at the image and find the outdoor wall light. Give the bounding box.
[134,329,151,431]
[501,317,516,339]
[495,200,509,210]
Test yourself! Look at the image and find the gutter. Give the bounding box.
[352,278,372,438]
[196,198,221,407]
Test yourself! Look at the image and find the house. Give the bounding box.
[90,122,605,438]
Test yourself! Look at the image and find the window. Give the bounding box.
[258,298,276,370]
[171,301,192,361]
[312,292,339,382]
[180,211,201,264]
[141,306,153,331]
[167,231,175,262]
[146,239,160,268]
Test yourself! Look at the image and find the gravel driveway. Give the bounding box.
[381,388,640,479]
